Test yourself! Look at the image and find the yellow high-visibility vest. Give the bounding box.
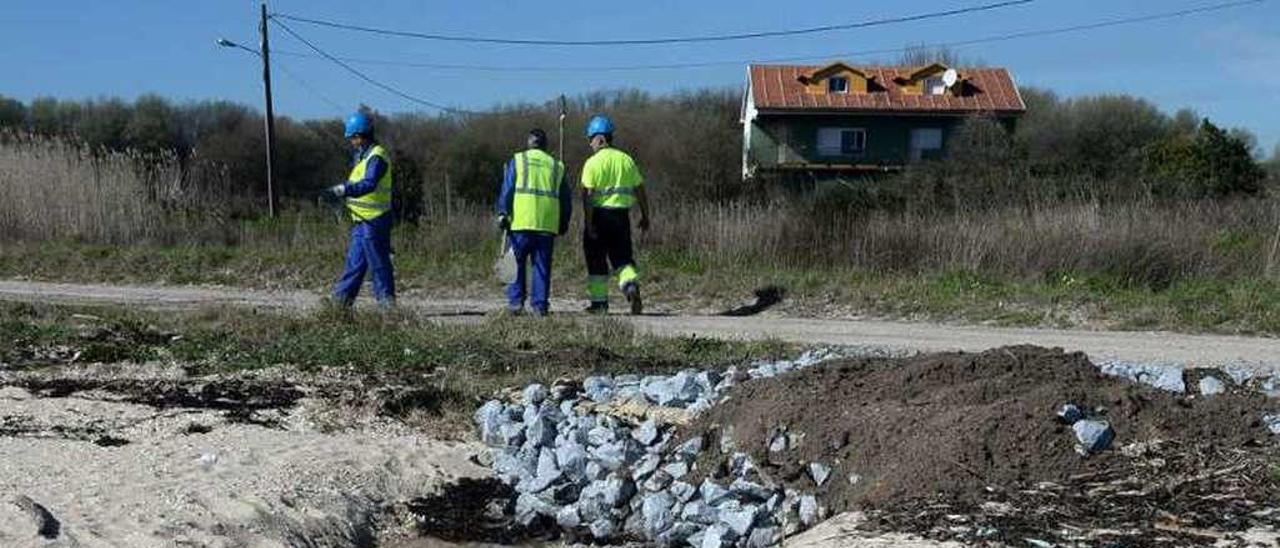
[581,147,642,209]
[345,144,393,222]
[511,149,564,233]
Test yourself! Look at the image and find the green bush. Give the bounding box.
[1142,119,1266,198]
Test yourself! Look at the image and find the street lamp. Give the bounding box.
[215,7,278,218]
[216,38,255,55]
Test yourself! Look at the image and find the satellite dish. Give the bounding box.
[942,68,959,88]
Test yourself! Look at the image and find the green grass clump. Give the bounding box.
[0,301,790,402]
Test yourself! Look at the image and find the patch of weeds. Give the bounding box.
[986,308,1045,327]
[648,249,708,276]
[0,302,166,367]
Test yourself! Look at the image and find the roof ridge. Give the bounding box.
[748,64,1024,113]
[750,63,1008,71]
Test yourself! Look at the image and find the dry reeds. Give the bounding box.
[644,198,1280,285]
[0,135,239,245]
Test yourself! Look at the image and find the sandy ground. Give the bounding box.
[2,280,1278,373]
[0,374,488,547]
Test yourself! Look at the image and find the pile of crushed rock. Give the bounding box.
[474,349,845,546]
[474,346,1280,546]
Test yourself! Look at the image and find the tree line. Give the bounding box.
[1,85,1275,222]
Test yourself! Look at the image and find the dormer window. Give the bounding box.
[800,63,869,95]
[923,76,946,96]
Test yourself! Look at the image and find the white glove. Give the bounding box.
[327,184,346,198]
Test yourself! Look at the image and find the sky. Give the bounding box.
[2,0,1278,153]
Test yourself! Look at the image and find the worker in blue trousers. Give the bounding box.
[325,111,396,309]
[496,128,571,316]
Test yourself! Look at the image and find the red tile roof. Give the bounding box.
[749,63,1025,114]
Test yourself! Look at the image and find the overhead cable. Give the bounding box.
[268,0,1265,73]
[272,0,1034,47]
[269,18,472,114]
[273,58,347,114]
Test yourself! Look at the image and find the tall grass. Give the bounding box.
[0,135,237,244]
[644,199,1280,287]
[3,136,1278,292]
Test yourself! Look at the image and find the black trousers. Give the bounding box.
[583,207,635,277]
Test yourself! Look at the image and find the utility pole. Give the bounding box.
[259,2,278,218]
[558,95,567,162]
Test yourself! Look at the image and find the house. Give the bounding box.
[741,61,1026,178]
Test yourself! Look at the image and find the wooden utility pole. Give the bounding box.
[444,173,452,224]
[558,95,567,162]
[259,2,278,218]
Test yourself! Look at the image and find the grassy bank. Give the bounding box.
[1,302,790,433]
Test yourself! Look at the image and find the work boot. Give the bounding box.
[584,302,609,315]
[623,282,643,315]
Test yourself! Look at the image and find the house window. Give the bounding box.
[923,76,946,95]
[818,128,867,156]
[828,77,849,94]
[909,128,943,161]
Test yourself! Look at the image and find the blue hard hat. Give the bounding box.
[344,111,373,138]
[585,114,614,138]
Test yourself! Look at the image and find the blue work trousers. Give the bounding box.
[332,213,395,306]
[507,231,555,314]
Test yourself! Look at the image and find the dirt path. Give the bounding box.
[3,280,1278,373]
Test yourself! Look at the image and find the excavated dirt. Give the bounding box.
[683,345,1280,545]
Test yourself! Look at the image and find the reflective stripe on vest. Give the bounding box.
[511,149,563,233]
[345,144,393,222]
[594,187,636,196]
[582,148,641,209]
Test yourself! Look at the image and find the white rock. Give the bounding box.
[632,418,661,446]
[589,518,617,540]
[1073,420,1115,456]
[719,504,759,537]
[522,383,548,406]
[556,505,582,528]
[1264,414,1280,435]
[799,495,820,525]
[1199,376,1226,396]
[808,462,831,486]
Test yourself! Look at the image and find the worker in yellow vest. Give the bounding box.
[495,129,571,316]
[581,114,650,315]
[325,111,395,308]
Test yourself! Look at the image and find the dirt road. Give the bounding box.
[3,280,1277,372]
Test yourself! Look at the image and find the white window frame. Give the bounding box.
[817,127,867,156]
[828,77,849,94]
[923,76,946,96]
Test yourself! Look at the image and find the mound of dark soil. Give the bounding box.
[684,345,1280,544]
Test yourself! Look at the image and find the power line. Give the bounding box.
[273,58,346,114]
[271,0,1035,47]
[267,0,1265,73]
[269,18,472,115]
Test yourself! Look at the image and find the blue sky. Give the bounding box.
[3,0,1278,152]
